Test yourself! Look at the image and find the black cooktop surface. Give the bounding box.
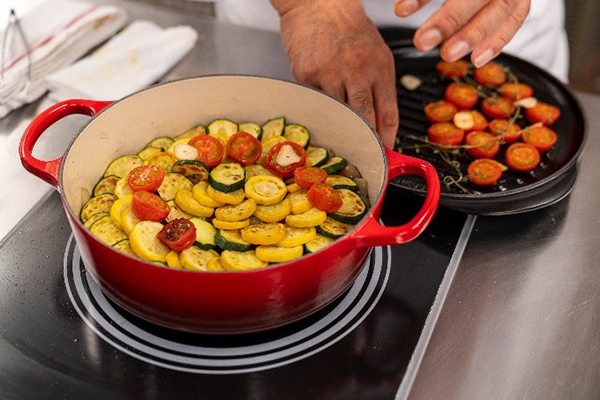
[0,190,468,400]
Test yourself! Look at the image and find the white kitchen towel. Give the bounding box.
[46,20,198,101]
[0,0,127,118]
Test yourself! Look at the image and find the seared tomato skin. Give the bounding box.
[488,119,522,143]
[157,218,196,252]
[468,111,488,132]
[128,165,165,192]
[190,135,225,168]
[307,183,343,213]
[474,63,506,87]
[468,159,504,186]
[132,191,171,222]
[500,83,534,101]
[445,83,479,110]
[264,142,307,179]
[294,167,328,189]
[522,125,558,153]
[424,100,457,123]
[482,97,515,119]
[525,102,561,126]
[226,131,262,166]
[436,60,469,79]
[465,131,500,159]
[427,123,465,146]
[505,143,541,172]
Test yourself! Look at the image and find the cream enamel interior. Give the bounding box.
[62,76,386,215]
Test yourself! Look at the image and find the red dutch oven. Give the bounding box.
[20,76,440,334]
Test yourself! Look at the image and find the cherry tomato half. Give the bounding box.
[226,131,262,166]
[522,125,558,153]
[474,63,506,87]
[128,165,165,192]
[500,83,534,101]
[424,100,457,123]
[264,141,307,179]
[525,102,561,126]
[132,191,171,222]
[190,135,225,168]
[465,131,500,159]
[468,111,488,132]
[468,158,504,186]
[427,123,465,147]
[307,183,343,213]
[294,167,327,189]
[436,60,469,79]
[482,97,515,119]
[505,143,541,172]
[445,83,479,110]
[157,218,196,252]
[488,119,522,143]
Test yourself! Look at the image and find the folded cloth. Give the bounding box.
[46,20,198,101]
[0,0,127,118]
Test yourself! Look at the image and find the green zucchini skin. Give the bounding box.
[316,217,353,239]
[304,234,334,253]
[215,230,252,252]
[322,156,348,174]
[209,163,245,193]
[208,119,239,138]
[171,160,209,184]
[306,147,329,167]
[147,136,174,150]
[283,124,310,149]
[261,117,285,142]
[103,155,143,178]
[325,175,359,192]
[328,189,367,225]
[92,175,119,196]
[80,193,117,223]
[189,217,216,250]
[239,122,263,141]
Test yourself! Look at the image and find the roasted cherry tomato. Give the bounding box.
[500,83,534,101]
[157,218,197,252]
[190,135,225,168]
[294,167,328,189]
[132,191,171,222]
[465,131,500,159]
[522,125,558,153]
[505,143,541,172]
[468,158,504,186]
[264,141,307,179]
[468,111,488,132]
[436,60,469,79]
[482,97,515,119]
[307,183,343,213]
[427,123,465,147]
[445,83,479,110]
[488,119,522,143]
[525,102,561,126]
[424,100,457,123]
[474,63,506,87]
[128,165,165,192]
[226,131,262,166]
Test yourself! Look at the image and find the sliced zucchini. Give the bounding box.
[277,226,316,248]
[254,198,291,223]
[255,245,303,263]
[215,199,257,222]
[114,176,134,198]
[80,193,116,223]
[143,151,177,172]
[175,190,214,218]
[158,173,193,201]
[147,136,174,150]
[261,117,285,142]
[109,195,133,230]
[209,163,245,193]
[112,239,137,257]
[245,176,287,206]
[175,125,206,141]
[104,155,142,178]
[284,124,310,149]
[329,189,367,224]
[287,189,312,215]
[221,250,268,271]
[121,207,141,235]
[207,256,225,272]
[93,175,119,196]
[285,207,327,228]
[244,164,274,181]
[306,146,329,167]
[241,223,286,245]
[189,217,217,250]
[171,160,209,184]
[166,250,183,268]
[304,234,335,254]
[325,175,359,192]
[180,246,217,272]
[165,200,194,222]
[212,218,250,230]
[129,221,171,263]
[239,122,262,140]
[208,119,239,142]
[192,181,225,208]
[317,217,353,239]
[90,215,128,246]
[206,186,245,205]
[322,156,348,175]
[215,230,253,252]
[259,135,286,164]
[84,212,108,230]
[138,146,164,161]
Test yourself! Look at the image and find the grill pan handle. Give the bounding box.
[19,99,112,189]
[347,148,440,247]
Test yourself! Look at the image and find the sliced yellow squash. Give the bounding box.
[166,251,183,268]
[192,181,225,208]
[287,189,312,215]
[109,195,133,230]
[255,245,303,263]
[129,221,171,263]
[180,246,217,271]
[240,223,286,245]
[286,183,302,193]
[207,256,225,271]
[215,199,257,222]
[143,151,177,172]
[158,173,193,201]
[175,189,214,217]
[221,250,268,271]
[212,218,250,230]
[245,175,287,206]
[277,226,316,248]
[285,207,327,228]
[206,186,245,205]
[113,176,134,198]
[254,198,291,223]
[90,215,128,246]
[165,200,194,222]
[121,207,141,235]
[166,138,191,156]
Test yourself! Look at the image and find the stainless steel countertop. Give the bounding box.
[3,1,600,398]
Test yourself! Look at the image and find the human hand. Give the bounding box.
[273,0,399,148]
[394,0,532,67]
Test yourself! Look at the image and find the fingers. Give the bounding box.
[372,58,399,148]
[394,0,432,17]
[320,78,346,102]
[346,84,377,130]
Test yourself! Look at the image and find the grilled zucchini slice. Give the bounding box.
[158,173,193,201]
[277,226,316,248]
[255,245,303,263]
[84,212,108,230]
[129,221,171,263]
[90,215,128,246]
[221,250,268,271]
[261,117,285,142]
[317,217,353,238]
[215,199,257,222]
[180,246,217,271]
[209,163,245,193]
[322,156,348,174]
[212,218,250,230]
[138,146,164,161]
[284,124,310,149]
[143,151,177,172]
[93,175,119,196]
[254,198,291,223]
[171,160,208,185]
[305,146,329,167]
[189,217,217,250]
[208,119,239,142]
[304,234,335,254]
[80,193,116,223]
[147,136,174,150]
[241,223,286,245]
[325,175,359,192]
[329,189,367,224]
[244,164,274,181]
[113,176,134,198]
[175,190,214,218]
[165,200,193,222]
[245,176,287,206]
[103,155,142,178]
[239,122,262,140]
[112,239,137,257]
[285,207,327,228]
[175,125,206,141]
[206,186,245,205]
[215,230,253,252]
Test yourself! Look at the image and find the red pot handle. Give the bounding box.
[19,99,112,189]
[346,147,440,248]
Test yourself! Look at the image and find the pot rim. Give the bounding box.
[58,74,389,274]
